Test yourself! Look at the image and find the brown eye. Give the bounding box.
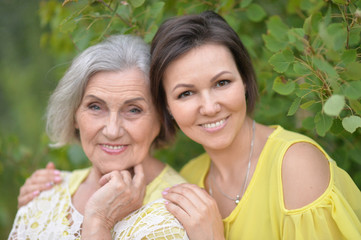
[178,91,193,99]
[216,80,230,87]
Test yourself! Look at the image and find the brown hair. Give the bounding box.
[150,11,258,143]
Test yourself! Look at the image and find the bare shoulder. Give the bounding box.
[282,142,330,210]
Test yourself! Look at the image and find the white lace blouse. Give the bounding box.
[8,167,188,240]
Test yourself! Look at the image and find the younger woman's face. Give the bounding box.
[163,43,247,151]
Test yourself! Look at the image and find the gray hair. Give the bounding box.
[46,35,150,147]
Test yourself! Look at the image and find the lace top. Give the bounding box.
[181,125,361,239]
[9,165,188,240]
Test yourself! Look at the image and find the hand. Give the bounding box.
[18,162,62,208]
[82,164,146,239]
[162,183,225,240]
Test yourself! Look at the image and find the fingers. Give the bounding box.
[18,190,40,208]
[132,164,145,187]
[46,162,55,170]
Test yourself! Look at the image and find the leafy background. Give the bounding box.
[1,0,360,237]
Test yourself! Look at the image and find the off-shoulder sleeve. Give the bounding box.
[282,161,361,239]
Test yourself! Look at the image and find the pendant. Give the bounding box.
[235,195,240,205]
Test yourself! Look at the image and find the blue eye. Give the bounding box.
[216,80,230,87]
[89,104,101,111]
[178,91,193,99]
[129,107,142,114]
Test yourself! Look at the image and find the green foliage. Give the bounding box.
[1,0,361,238]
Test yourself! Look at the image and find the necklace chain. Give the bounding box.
[209,120,255,205]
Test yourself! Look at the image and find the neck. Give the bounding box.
[206,117,254,180]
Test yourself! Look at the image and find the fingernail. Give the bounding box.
[54,170,61,175]
[54,176,62,182]
[46,182,54,187]
[33,190,40,196]
[162,191,168,195]
[164,187,170,191]
[164,201,169,205]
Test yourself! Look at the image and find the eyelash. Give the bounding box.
[88,103,101,111]
[178,91,193,99]
[129,107,142,114]
[216,79,231,87]
[177,80,231,99]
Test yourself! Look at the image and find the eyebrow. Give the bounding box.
[172,70,232,93]
[83,95,146,104]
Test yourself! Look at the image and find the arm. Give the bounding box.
[162,183,225,240]
[81,164,146,240]
[18,162,62,208]
[282,142,330,209]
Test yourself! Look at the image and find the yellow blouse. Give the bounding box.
[180,125,361,239]
[9,165,188,240]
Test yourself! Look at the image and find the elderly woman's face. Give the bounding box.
[75,68,160,174]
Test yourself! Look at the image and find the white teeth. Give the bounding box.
[203,119,225,129]
[102,144,124,150]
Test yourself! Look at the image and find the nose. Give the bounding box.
[199,93,221,116]
[102,112,124,140]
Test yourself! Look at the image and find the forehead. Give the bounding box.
[85,68,150,96]
[164,43,237,80]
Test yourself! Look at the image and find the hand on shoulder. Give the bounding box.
[282,142,330,210]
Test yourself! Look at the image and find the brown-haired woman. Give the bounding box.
[151,11,361,239]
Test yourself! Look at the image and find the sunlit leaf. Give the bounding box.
[301,100,315,109]
[273,76,296,95]
[262,34,287,52]
[269,49,294,73]
[293,61,311,75]
[342,116,361,133]
[267,15,289,39]
[287,97,301,116]
[323,94,345,116]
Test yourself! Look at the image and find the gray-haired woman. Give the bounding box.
[8,35,188,240]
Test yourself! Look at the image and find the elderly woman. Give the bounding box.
[8,35,188,239]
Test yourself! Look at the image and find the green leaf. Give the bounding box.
[341,49,357,65]
[302,116,315,130]
[344,62,361,81]
[267,15,289,39]
[246,3,267,22]
[315,112,333,136]
[262,34,287,52]
[272,76,296,95]
[269,49,294,73]
[293,62,311,75]
[344,81,361,100]
[304,12,322,35]
[323,94,345,116]
[342,116,361,133]
[288,28,305,51]
[240,0,253,8]
[349,99,361,115]
[301,100,315,109]
[130,0,146,8]
[287,97,301,116]
[332,0,348,4]
[313,57,338,78]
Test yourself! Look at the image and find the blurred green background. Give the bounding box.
[1,0,360,238]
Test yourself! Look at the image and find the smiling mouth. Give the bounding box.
[201,118,226,129]
[100,144,127,154]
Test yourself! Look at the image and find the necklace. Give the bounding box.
[208,119,255,205]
